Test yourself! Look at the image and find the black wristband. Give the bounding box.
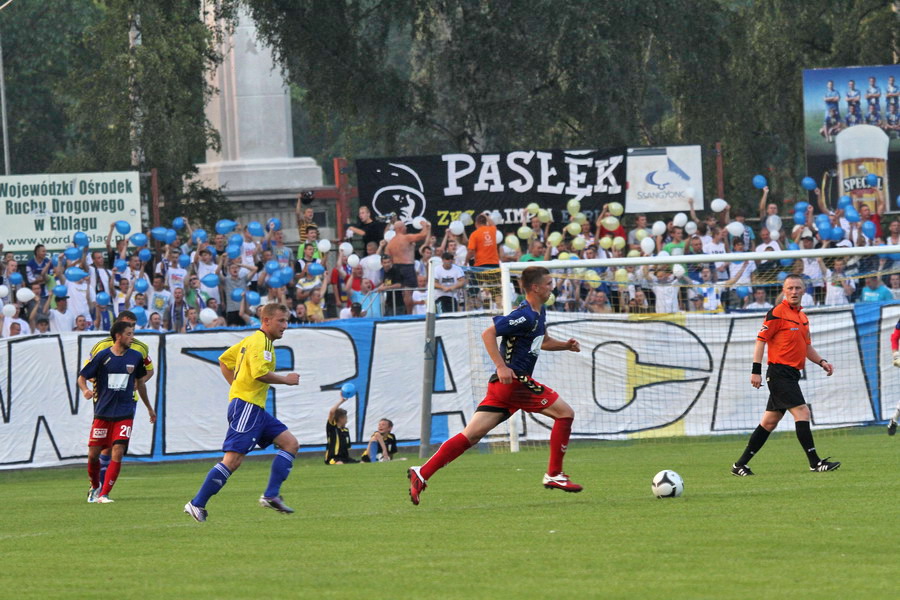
[751,362,762,375]
[819,359,828,366]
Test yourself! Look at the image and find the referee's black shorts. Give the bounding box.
[765,363,806,412]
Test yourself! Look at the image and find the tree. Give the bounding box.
[54,0,239,229]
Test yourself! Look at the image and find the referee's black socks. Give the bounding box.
[794,420,821,466]
[736,425,771,466]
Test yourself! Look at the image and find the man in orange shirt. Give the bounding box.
[466,213,500,308]
[731,274,840,476]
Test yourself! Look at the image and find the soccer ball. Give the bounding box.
[651,470,684,498]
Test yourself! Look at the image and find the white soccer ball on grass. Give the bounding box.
[651,470,684,498]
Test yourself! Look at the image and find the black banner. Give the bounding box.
[356,148,626,228]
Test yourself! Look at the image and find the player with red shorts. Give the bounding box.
[408,266,583,505]
[78,320,148,503]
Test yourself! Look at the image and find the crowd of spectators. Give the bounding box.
[0,185,898,337]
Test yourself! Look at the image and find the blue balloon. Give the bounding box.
[777,271,789,281]
[132,306,147,327]
[50,254,59,268]
[266,274,284,288]
[165,229,177,245]
[341,382,357,398]
[114,259,127,272]
[794,201,809,213]
[73,231,90,248]
[8,272,22,285]
[64,267,87,282]
[247,221,265,237]
[736,286,751,299]
[779,258,794,267]
[308,263,325,277]
[801,176,816,191]
[192,229,208,243]
[230,287,244,302]
[838,195,853,209]
[207,246,217,258]
[830,227,845,241]
[787,242,799,251]
[278,266,294,282]
[96,292,111,306]
[138,248,152,262]
[752,174,767,189]
[817,225,833,241]
[53,284,68,298]
[150,227,168,242]
[131,232,148,247]
[861,220,876,239]
[133,278,149,293]
[265,260,280,274]
[844,207,860,223]
[215,219,237,235]
[172,216,185,230]
[115,221,131,235]
[246,291,260,306]
[64,247,82,261]
[814,214,830,228]
[226,244,241,259]
[178,254,191,268]
[891,253,900,262]
[267,217,282,232]
[866,173,878,187]
[794,211,806,226]
[201,274,219,288]
[228,233,243,247]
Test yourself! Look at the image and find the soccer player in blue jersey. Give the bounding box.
[866,76,882,115]
[824,80,840,117]
[78,320,148,503]
[819,107,843,143]
[886,76,899,111]
[184,303,301,522]
[846,80,861,114]
[884,104,900,137]
[408,266,583,505]
[845,104,861,127]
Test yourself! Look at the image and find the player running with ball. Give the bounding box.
[408,266,583,505]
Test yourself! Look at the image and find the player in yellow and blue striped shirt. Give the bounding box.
[184,303,301,522]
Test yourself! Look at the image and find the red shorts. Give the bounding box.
[88,418,134,448]
[478,375,559,415]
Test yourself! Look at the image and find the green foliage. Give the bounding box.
[0,430,894,598]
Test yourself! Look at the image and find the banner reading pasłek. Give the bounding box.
[356,148,625,227]
[0,171,141,254]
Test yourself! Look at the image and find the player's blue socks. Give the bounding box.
[263,450,295,498]
[192,462,232,508]
[98,453,111,483]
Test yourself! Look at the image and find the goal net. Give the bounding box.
[440,244,898,451]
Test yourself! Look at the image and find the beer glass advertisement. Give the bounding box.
[803,65,900,213]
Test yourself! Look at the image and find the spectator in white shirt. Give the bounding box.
[817,256,855,306]
[745,288,774,310]
[45,294,76,332]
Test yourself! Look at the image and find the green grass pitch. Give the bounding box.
[0,428,895,599]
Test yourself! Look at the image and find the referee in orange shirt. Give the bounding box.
[732,274,840,476]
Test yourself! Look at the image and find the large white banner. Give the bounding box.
[625,145,704,213]
[0,305,889,470]
[0,171,141,259]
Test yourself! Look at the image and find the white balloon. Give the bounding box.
[608,202,624,217]
[684,187,695,200]
[640,237,656,255]
[361,254,383,271]
[765,215,782,233]
[672,264,686,278]
[2,304,16,318]
[199,307,217,326]
[566,199,581,215]
[347,254,360,268]
[504,235,520,251]
[673,212,688,228]
[15,288,35,303]
[547,231,563,248]
[490,210,503,223]
[429,256,442,267]
[339,242,354,256]
[657,250,670,258]
[769,230,781,241]
[317,239,332,253]
[412,216,427,230]
[384,230,396,242]
[726,221,746,237]
[495,230,504,245]
[537,209,551,224]
[652,221,667,237]
[711,198,728,213]
[684,221,698,235]
[0,285,8,299]
[459,212,474,226]
[449,221,464,235]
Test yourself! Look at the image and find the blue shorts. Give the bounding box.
[222,398,288,454]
